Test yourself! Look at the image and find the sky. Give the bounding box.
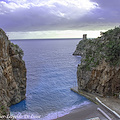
[0,0,120,39]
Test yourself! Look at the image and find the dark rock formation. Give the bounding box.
[77,60,120,96]
[75,27,120,97]
[73,34,88,56]
[0,28,27,118]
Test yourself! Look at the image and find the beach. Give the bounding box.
[55,98,120,120]
[55,102,107,120]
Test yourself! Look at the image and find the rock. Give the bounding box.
[78,60,120,96]
[0,28,27,118]
[76,27,120,97]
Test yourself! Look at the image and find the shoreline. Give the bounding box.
[71,87,120,117]
[54,87,120,120]
[55,102,106,120]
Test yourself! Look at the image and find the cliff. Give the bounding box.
[73,39,88,56]
[0,29,27,118]
[74,27,120,97]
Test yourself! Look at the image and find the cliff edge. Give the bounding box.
[74,27,120,97]
[0,28,27,117]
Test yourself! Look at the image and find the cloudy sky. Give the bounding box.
[0,0,120,39]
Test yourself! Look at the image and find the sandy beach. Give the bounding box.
[54,102,106,120]
[57,87,120,120]
[55,101,119,120]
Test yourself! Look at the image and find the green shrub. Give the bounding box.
[80,27,120,70]
[10,42,24,57]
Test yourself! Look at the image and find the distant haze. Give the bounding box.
[0,0,120,39]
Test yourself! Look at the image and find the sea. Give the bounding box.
[10,39,90,120]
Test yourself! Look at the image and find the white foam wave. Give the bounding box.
[10,101,90,120]
[41,101,90,120]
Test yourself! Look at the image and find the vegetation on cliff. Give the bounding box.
[76,27,120,70]
[74,27,120,96]
[10,42,24,58]
[0,28,27,119]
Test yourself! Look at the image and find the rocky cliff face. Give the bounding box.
[77,60,120,96]
[73,39,87,56]
[75,27,120,96]
[0,29,27,117]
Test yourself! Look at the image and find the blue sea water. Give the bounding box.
[10,39,90,120]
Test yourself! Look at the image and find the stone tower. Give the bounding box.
[83,34,87,40]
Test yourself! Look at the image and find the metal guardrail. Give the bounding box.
[96,97,120,119]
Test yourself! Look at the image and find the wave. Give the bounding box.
[10,101,90,120]
[40,101,90,120]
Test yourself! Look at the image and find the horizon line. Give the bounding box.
[10,37,96,41]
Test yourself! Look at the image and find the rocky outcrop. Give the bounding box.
[0,28,27,117]
[73,39,86,56]
[77,60,120,96]
[75,27,120,97]
[73,34,90,56]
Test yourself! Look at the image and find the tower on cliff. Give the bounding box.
[83,34,87,40]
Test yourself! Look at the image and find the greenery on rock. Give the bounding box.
[77,27,120,70]
[10,42,24,58]
[0,103,8,116]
